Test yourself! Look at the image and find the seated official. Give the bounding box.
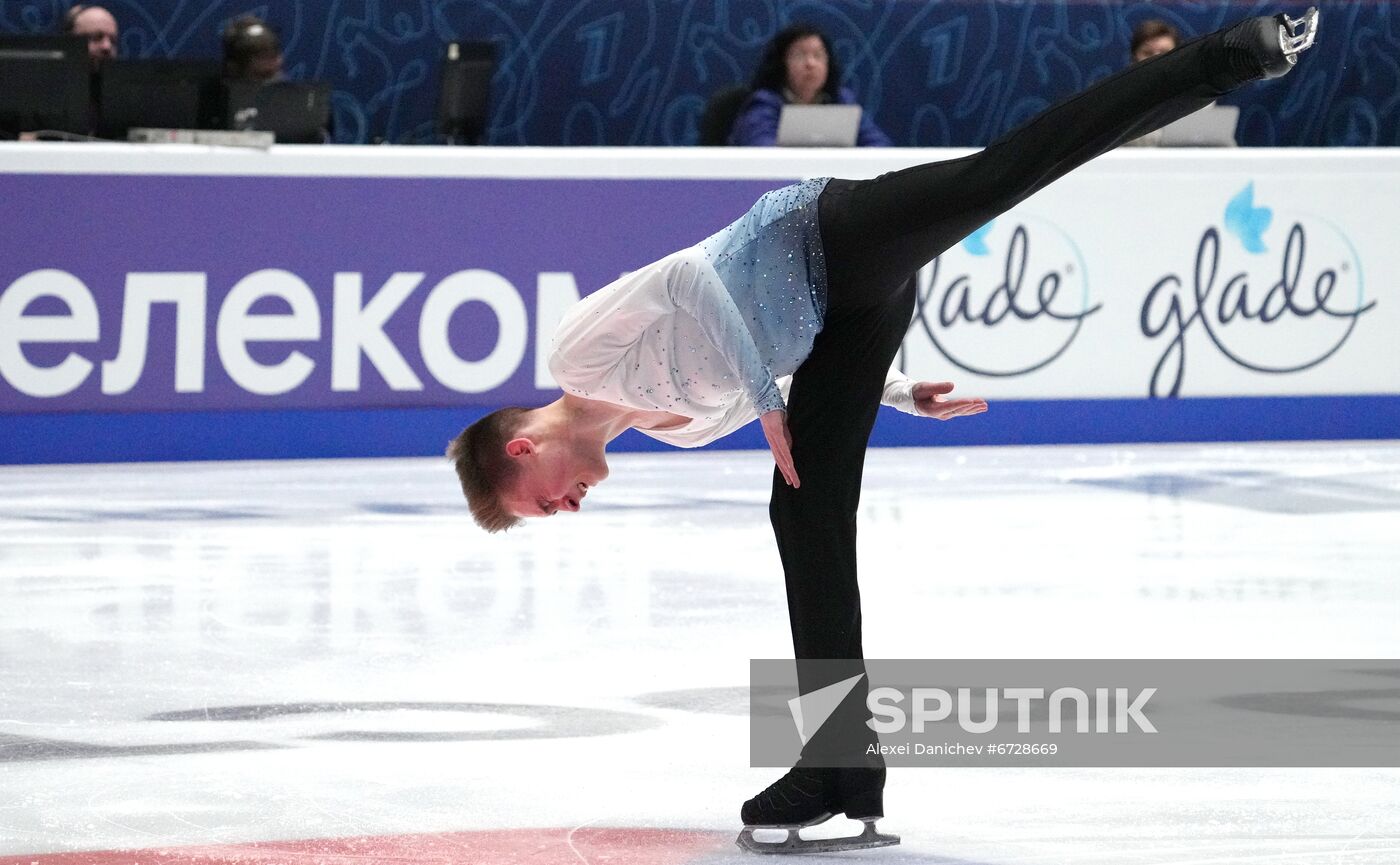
[1131,18,1182,63]
[728,23,891,147]
[220,14,333,143]
[63,3,118,71]
[1125,20,1184,147]
[222,14,283,82]
[60,4,119,137]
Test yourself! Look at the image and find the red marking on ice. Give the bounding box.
[0,827,732,865]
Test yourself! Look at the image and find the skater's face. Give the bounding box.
[784,35,829,103]
[501,434,609,518]
[1133,34,1177,62]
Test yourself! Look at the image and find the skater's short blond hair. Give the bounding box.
[446,407,529,533]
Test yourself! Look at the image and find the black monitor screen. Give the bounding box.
[224,79,332,144]
[437,41,497,144]
[98,59,223,139]
[0,35,90,137]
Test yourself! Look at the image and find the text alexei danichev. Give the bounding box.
[867,742,1061,757]
[869,742,983,756]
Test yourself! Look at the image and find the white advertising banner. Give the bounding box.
[894,153,1395,399]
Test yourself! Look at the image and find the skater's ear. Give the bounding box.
[446,405,530,533]
[504,437,536,458]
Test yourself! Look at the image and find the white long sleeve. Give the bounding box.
[881,367,922,416]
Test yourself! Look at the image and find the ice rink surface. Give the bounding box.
[1,440,1398,864]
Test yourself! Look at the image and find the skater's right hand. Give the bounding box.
[911,381,988,420]
[761,409,800,488]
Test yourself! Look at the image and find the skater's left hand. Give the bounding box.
[912,381,988,420]
[760,409,800,488]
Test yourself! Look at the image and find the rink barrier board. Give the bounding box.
[1,395,1395,465]
[3,147,1397,463]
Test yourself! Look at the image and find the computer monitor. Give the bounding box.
[0,35,90,137]
[98,59,224,139]
[437,41,497,144]
[224,80,333,144]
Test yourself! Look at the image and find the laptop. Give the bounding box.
[224,79,332,144]
[776,104,862,147]
[1157,104,1239,147]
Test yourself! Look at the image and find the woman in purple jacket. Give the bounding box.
[728,23,892,147]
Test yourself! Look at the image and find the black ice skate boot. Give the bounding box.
[1215,7,1320,86]
[736,765,898,854]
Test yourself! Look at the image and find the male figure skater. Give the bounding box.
[448,9,1319,853]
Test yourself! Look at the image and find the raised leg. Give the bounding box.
[818,10,1321,308]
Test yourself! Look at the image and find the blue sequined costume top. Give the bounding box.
[548,178,836,448]
[695,176,832,377]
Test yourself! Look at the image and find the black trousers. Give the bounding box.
[770,30,1244,761]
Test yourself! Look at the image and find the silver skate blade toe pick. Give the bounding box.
[736,819,901,854]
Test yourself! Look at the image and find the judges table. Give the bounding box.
[1,143,1397,463]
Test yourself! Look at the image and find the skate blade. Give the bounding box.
[1280,7,1319,58]
[736,819,901,855]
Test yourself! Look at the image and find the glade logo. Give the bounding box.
[1141,183,1376,397]
[910,216,1101,376]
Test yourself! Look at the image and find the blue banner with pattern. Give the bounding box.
[2,0,1394,146]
